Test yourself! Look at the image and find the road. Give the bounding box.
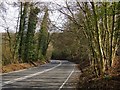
[2,60,80,90]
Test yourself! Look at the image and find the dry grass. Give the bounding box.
[1,60,47,73]
[2,63,33,73]
[77,56,120,90]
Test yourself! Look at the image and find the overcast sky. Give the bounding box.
[0,0,116,32]
[0,1,19,32]
[0,0,67,33]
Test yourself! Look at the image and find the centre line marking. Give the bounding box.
[58,64,75,90]
[3,61,61,86]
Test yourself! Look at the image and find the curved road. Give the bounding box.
[2,60,80,90]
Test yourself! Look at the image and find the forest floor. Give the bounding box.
[1,60,48,73]
[77,56,120,90]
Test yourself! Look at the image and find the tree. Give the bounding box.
[15,2,29,62]
[37,7,49,60]
[24,4,40,62]
[57,1,120,76]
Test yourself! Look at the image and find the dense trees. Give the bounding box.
[52,1,120,77]
[78,2,120,76]
[1,1,120,78]
[2,2,51,65]
[16,2,51,63]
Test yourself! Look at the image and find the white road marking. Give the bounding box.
[58,65,75,90]
[3,61,61,86]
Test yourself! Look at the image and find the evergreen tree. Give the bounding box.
[24,4,40,62]
[17,2,29,61]
[37,7,49,60]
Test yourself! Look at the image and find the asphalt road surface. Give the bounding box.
[1,60,80,90]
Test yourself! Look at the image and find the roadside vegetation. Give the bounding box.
[1,2,53,72]
[0,1,120,89]
[51,1,120,89]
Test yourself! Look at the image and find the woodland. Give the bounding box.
[1,1,120,89]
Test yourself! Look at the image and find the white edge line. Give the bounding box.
[58,65,75,90]
[3,60,61,86]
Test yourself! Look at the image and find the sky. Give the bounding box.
[0,0,67,33]
[0,1,19,32]
[0,0,117,32]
